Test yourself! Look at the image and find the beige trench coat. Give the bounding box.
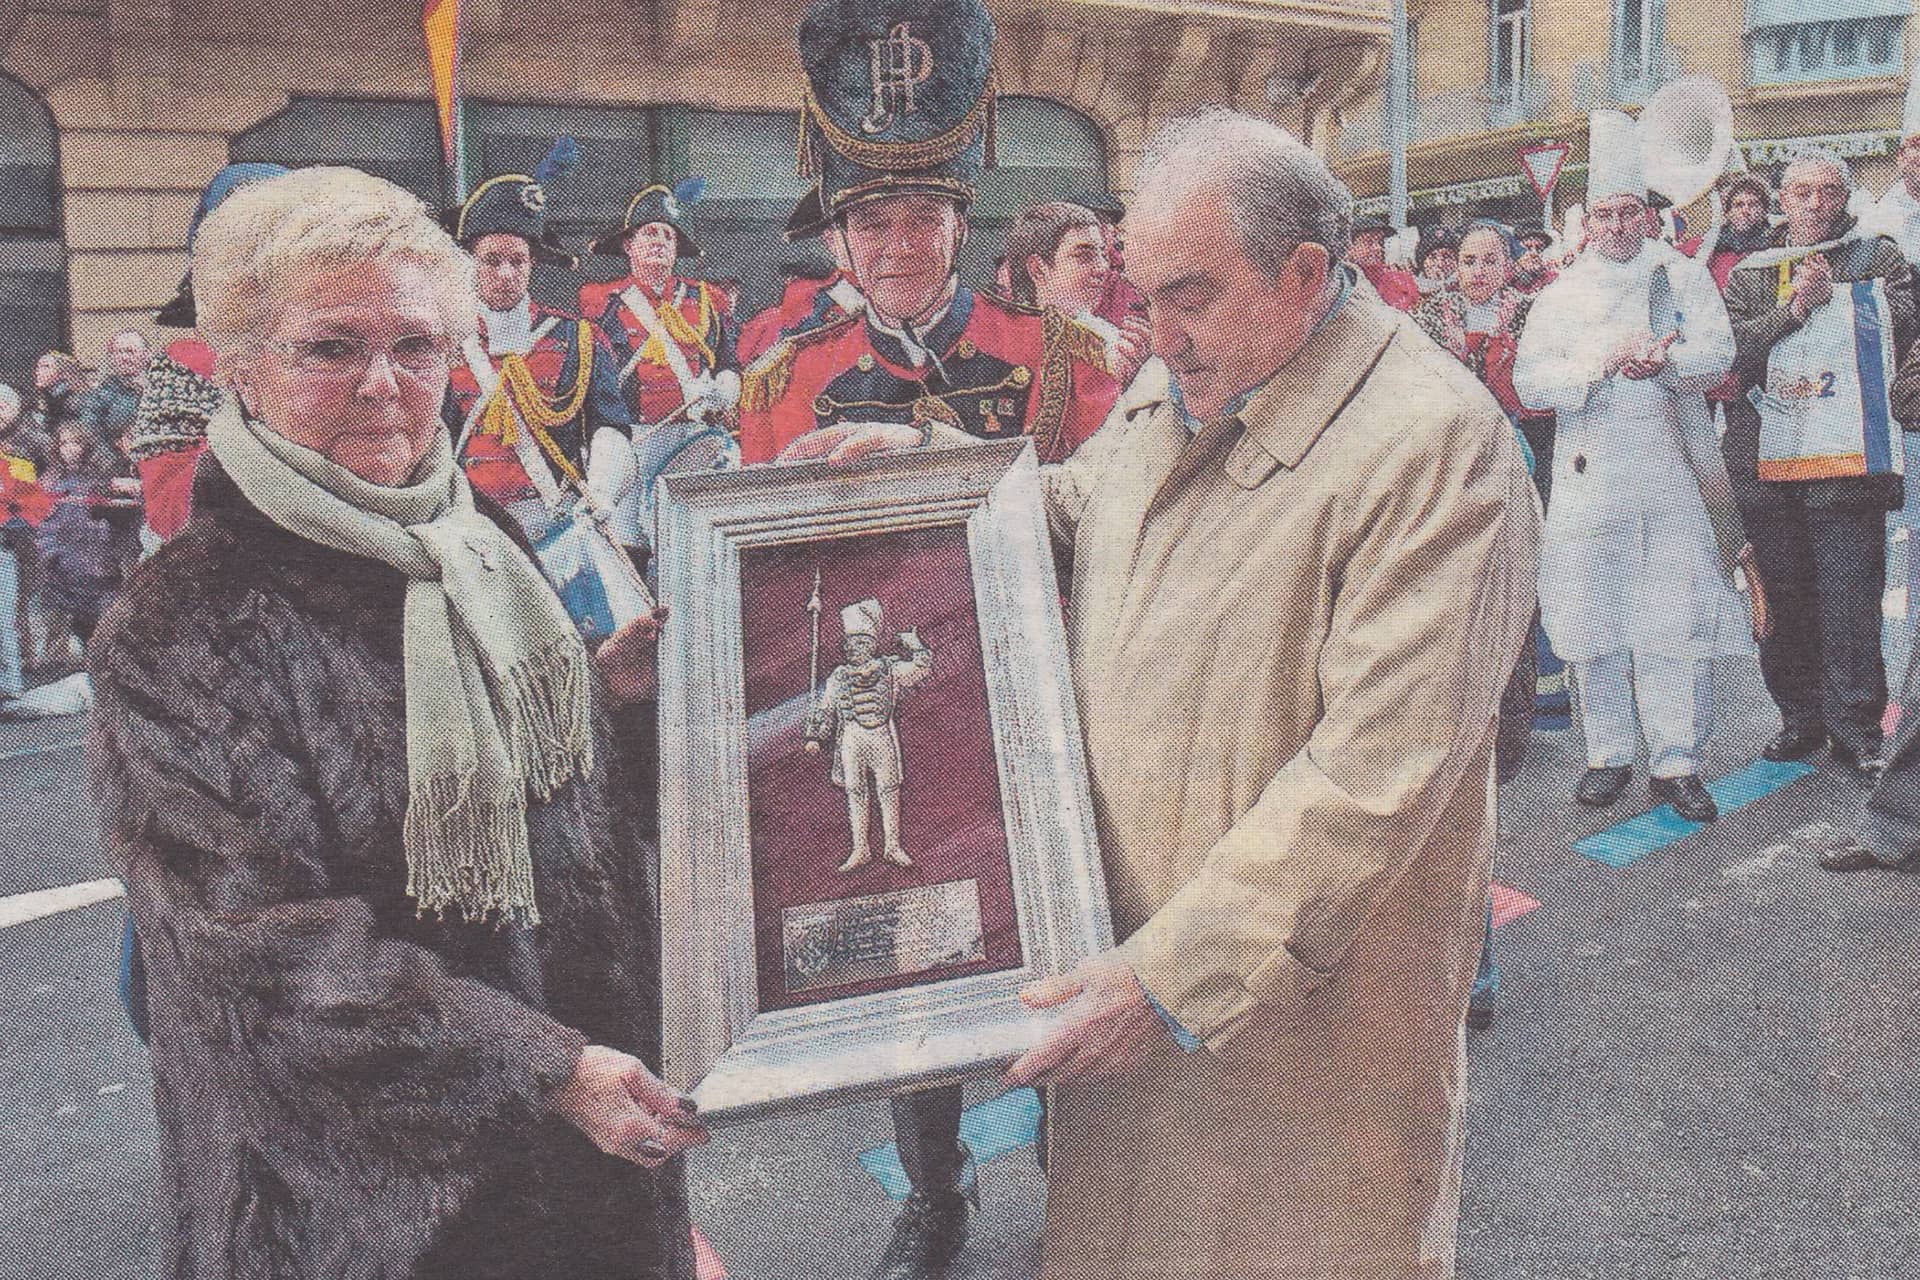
[1039,291,1541,1280]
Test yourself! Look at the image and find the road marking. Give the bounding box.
[0,878,124,930]
[858,1086,1043,1199]
[1490,882,1539,927]
[1573,759,1816,868]
[0,737,85,766]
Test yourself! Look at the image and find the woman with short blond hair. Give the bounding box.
[93,166,702,1280]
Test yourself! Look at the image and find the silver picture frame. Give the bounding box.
[654,438,1113,1124]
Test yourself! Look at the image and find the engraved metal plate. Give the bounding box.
[782,879,986,994]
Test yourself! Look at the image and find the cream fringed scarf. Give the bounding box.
[207,397,592,925]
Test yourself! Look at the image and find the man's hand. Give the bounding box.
[1619,333,1676,381]
[550,1043,709,1168]
[776,420,925,465]
[1790,254,1833,319]
[1110,315,1152,386]
[1603,330,1657,378]
[1002,953,1174,1090]
[595,605,668,705]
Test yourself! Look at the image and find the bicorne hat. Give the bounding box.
[441,138,580,266]
[795,0,999,223]
[590,181,705,259]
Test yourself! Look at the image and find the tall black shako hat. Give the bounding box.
[441,139,579,267]
[795,0,998,224]
[157,162,290,327]
[590,178,706,259]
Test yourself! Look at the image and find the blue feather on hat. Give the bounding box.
[533,137,578,188]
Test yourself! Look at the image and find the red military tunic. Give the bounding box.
[738,286,1112,465]
[444,303,628,510]
[578,276,737,427]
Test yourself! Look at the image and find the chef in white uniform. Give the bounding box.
[1868,65,1920,269]
[1515,109,1749,822]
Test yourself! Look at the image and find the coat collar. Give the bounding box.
[1226,289,1398,475]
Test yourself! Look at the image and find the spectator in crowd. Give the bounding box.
[1710,176,1775,286]
[1414,228,1458,295]
[78,331,150,446]
[1702,176,1774,436]
[993,253,1012,296]
[1006,200,1151,387]
[1074,191,1146,328]
[1346,214,1420,311]
[93,164,701,1280]
[1414,221,1542,1028]
[0,384,50,476]
[1414,224,1534,422]
[32,350,83,433]
[1512,223,1559,295]
[35,420,122,666]
[1722,150,1916,778]
[1515,111,1747,823]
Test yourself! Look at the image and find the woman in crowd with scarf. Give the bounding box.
[90,166,704,1280]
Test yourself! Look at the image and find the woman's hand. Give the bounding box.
[549,1043,709,1168]
[595,606,668,705]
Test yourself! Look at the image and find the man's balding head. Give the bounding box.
[1126,110,1353,422]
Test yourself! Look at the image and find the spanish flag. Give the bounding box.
[422,0,466,196]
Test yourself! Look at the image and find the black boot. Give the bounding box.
[869,1152,976,1280]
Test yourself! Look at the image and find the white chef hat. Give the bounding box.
[841,598,883,638]
[1587,109,1646,204]
[1904,59,1920,140]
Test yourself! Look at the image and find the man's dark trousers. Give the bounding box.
[1746,491,1888,759]
[892,1085,966,1187]
[1868,635,1920,861]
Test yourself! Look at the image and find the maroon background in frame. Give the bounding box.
[739,523,1023,1013]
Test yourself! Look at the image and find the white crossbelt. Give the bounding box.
[458,319,565,511]
[616,283,702,405]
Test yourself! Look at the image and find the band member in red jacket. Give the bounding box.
[578,183,739,432]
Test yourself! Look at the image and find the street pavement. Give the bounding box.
[5,653,1920,1279]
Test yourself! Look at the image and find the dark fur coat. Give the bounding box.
[89,459,693,1280]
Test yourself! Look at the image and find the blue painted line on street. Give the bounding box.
[857,1087,1043,1200]
[1573,760,1817,867]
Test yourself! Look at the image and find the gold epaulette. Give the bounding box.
[1044,306,1114,375]
[738,312,861,414]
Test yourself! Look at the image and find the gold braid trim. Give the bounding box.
[1031,308,1081,463]
[739,341,796,415]
[476,320,595,487]
[800,71,997,174]
[1053,309,1114,375]
[637,283,717,370]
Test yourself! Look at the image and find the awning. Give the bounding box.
[1746,0,1909,29]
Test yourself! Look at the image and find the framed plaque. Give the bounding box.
[654,438,1112,1123]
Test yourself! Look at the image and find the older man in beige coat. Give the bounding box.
[783,110,1539,1279]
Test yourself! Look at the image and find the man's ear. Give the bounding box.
[1289,242,1333,295]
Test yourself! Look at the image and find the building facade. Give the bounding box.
[0,0,1392,389]
[1336,0,1915,231]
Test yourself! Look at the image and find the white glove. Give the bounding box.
[684,370,719,421]
[711,369,740,411]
